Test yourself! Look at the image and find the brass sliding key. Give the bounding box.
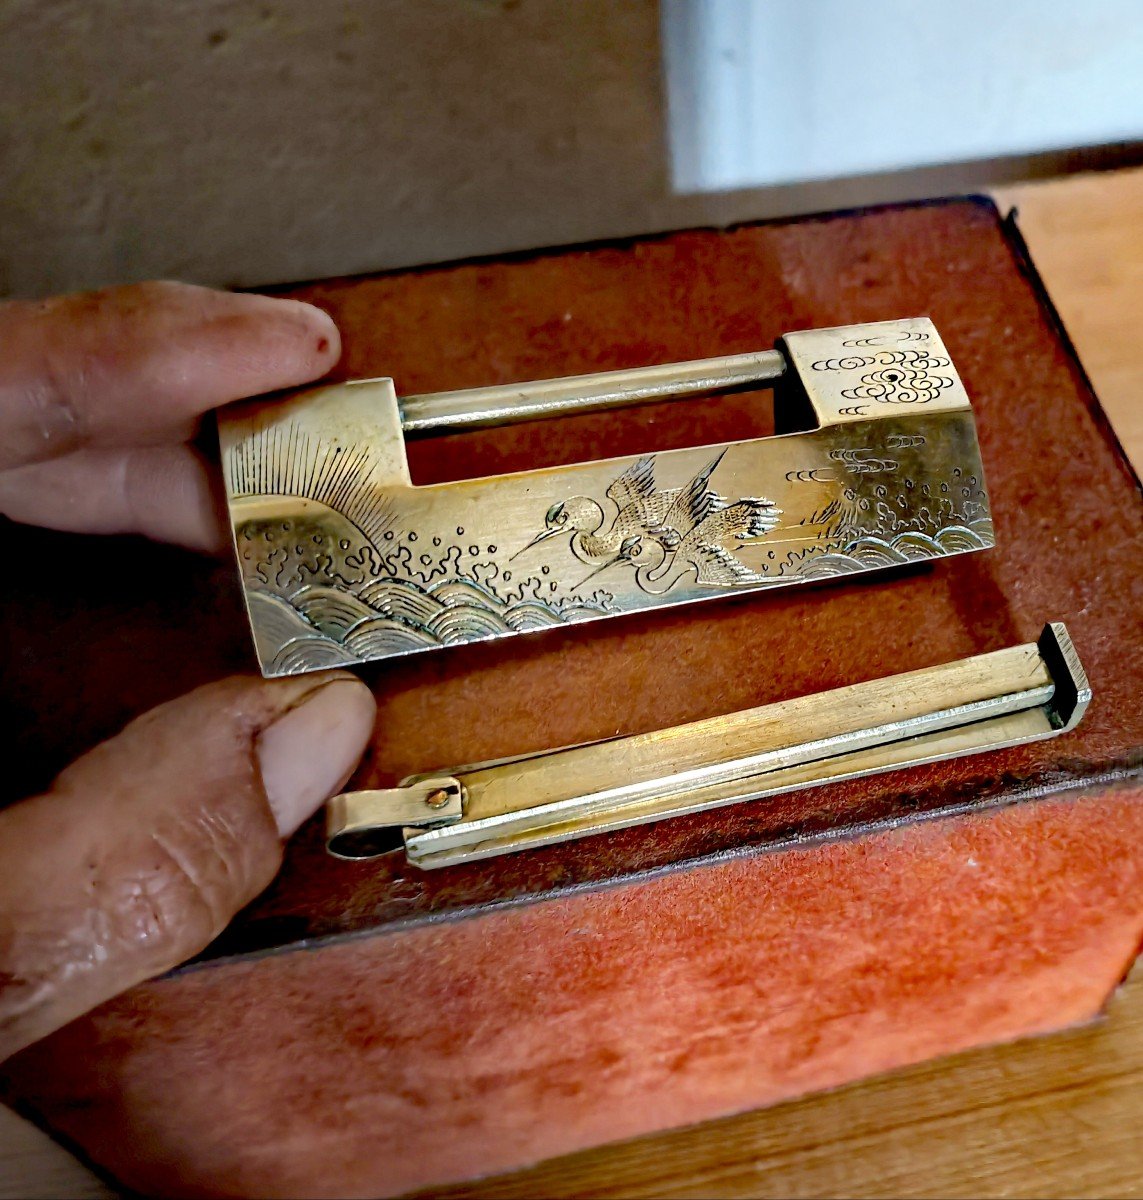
[326,623,1089,870]
[219,317,993,676]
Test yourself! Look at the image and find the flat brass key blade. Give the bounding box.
[326,622,1089,870]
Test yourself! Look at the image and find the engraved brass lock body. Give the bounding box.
[326,623,1089,870]
[219,318,992,676]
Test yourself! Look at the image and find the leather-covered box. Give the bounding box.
[3,197,1142,1197]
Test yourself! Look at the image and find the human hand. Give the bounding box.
[0,282,376,1061]
[0,279,341,550]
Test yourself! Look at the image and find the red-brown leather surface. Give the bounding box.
[6,788,1143,1198]
[3,199,1143,1196]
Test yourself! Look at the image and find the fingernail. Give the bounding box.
[286,299,341,364]
[256,679,376,837]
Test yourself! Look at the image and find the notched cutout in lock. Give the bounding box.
[404,384,782,486]
[218,317,994,677]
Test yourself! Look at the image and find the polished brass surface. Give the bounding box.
[397,349,787,432]
[219,318,993,677]
[325,777,464,860]
[325,623,1089,870]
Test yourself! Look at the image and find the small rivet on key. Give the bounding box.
[424,788,452,810]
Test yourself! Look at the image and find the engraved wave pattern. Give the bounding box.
[234,505,615,673]
[794,521,994,579]
[261,575,611,675]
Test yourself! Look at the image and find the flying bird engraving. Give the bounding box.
[513,453,719,564]
[526,450,782,594]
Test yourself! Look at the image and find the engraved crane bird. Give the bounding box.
[511,453,724,565]
[571,454,782,593]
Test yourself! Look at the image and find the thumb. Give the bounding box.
[0,673,375,1061]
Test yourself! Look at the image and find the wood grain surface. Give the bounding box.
[993,167,1143,473]
[2,166,1141,1199]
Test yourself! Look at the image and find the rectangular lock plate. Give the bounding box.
[326,623,1089,871]
[219,317,993,676]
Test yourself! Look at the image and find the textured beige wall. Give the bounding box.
[2,0,1132,299]
[0,0,673,296]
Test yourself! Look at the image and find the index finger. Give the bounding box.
[0,280,341,470]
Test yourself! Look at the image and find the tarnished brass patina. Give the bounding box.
[326,623,1089,870]
[219,318,992,677]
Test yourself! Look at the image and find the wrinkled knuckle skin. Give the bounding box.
[25,374,87,460]
[0,317,88,467]
[0,675,294,1054]
[102,803,270,975]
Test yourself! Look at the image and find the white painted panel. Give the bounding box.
[664,0,1143,192]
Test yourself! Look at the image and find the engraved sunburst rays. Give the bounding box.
[224,420,396,545]
[223,415,621,674]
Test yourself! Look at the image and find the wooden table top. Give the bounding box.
[3,165,1141,1200]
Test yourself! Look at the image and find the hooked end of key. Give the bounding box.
[1038,621,1092,732]
[326,776,465,860]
